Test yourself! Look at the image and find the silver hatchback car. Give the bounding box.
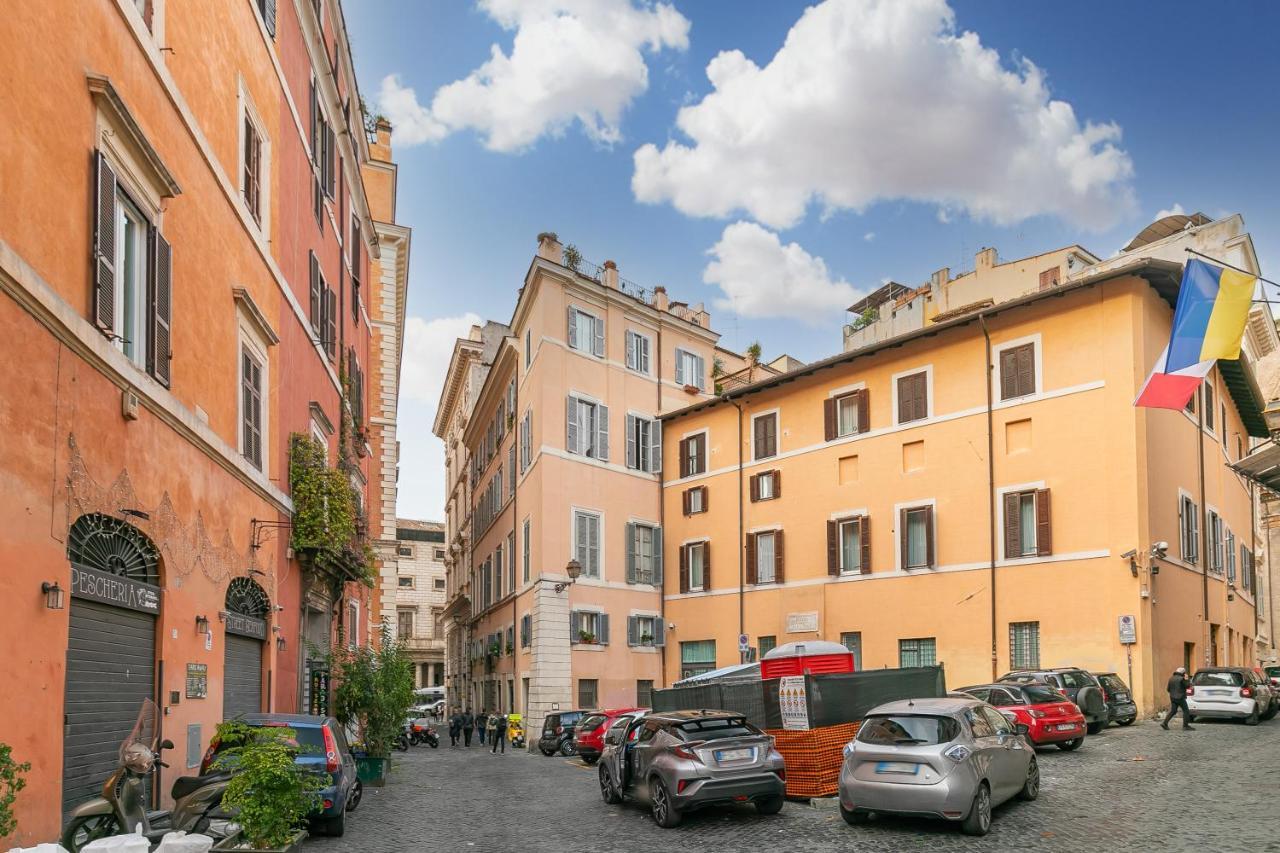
[838,697,1039,836]
[597,710,787,828]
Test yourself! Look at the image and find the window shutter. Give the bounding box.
[595,404,609,461]
[682,489,691,515]
[1003,492,1021,559]
[857,388,870,433]
[653,619,665,647]
[860,516,871,574]
[325,287,337,358]
[699,486,708,512]
[569,611,580,644]
[625,414,637,469]
[827,520,839,575]
[695,354,706,390]
[746,534,757,585]
[566,397,578,454]
[649,421,661,474]
[260,0,277,38]
[324,125,336,196]
[679,544,688,593]
[999,348,1016,400]
[628,615,638,647]
[678,437,689,478]
[753,419,766,459]
[309,80,318,161]
[897,376,911,423]
[1035,488,1052,557]
[567,307,577,349]
[924,505,935,567]
[92,151,117,334]
[675,354,685,386]
[309,255,320,333]
[625,332,635,369]
[1018,345,1034,396]
[772,470,781,498]
[899,507,908,568]
[702,541,710,591]
[652,527,663,585]
[598,613,610,645]
[774,530,785,583]
[625,522,637,584]
[823,398,836,441]
[149,230,172,387]
[1178,497,1186,559]
[749,473,759,502]
[593,315,605,357]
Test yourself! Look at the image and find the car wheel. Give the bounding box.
[1245,705,1260,726]
[1018,756,1040,801]
[540,747,556,757]
[1117,716,1136,727]
[755,796,784,816]
[324,809,346,838]
[61,814,121,853]
[346,779,363,813]
[650,777,682,828]
[1260,703,1278,722]
[559,739,577,757]
[840,805,869,826]
[1086,721,1103,735]
[960,783,992,836]
[1056,737,1083,751]
[599,765,622,804]
[582,755,598,766]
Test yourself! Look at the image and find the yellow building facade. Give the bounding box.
[661,255,1269,716]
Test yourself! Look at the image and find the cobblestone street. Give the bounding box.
[311,717,1279,853]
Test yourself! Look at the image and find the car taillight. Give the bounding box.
[672,742,704,762]
[322,725,339,773]
[201,738,220,774]
[677,779,690,793]
[555,725,563,735]
[1241,687,1253,698]
[774,769,786,781]
[1186,686,1194,695]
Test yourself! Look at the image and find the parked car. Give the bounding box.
[1186,667,1277,725]
[999,668,1108,734]
[838,697,1039,837]
[1264,666,1280,693]
[574,708,645,765]
[539,709,588,756]
[955,683,1086,750]
[597,710,786,828]
[1093,672,1138,727]
[200,713,361,837]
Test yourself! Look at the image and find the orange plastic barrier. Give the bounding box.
[765,721,861,799]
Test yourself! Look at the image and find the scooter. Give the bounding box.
[61,700,236,853]
[409,720,439,748]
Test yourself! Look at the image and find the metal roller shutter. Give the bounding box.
[223,634,263,720]
[63,598,156,815]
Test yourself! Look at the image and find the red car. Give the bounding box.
[957,683,1087,750]
[572,708,645,765]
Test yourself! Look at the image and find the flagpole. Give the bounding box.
[1184,248,1277,289]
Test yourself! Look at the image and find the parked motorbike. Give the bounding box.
[394,721,411,752]
[409,720,439,748]
[61,700,236,853]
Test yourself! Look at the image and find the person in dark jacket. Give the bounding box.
[1162,666,1195,730]
[476,709,488,745]
[490,713,509,754]
[448,711,462,747]
[461,709,475,746]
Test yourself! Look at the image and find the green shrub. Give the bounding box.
[0,743,30,840]
[213,723,323,850]
[330,626,415,758]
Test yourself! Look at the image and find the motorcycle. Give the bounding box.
[61,700,236,853]
[394,721,411,752]
[409,720,439,748]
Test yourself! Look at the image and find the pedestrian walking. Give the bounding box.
[1161,666,1195,730]
[476,709,488,745]
[448,711,462,747]
[490,713,508,754]
[461,708,475,746]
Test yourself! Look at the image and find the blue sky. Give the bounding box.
[345,0,1280,521]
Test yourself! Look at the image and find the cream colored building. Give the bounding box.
[394,518,447,686]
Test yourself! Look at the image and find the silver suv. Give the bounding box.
[838,697,1040,836]
[597,710,787,828]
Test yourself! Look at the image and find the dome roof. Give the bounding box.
[1122,212,1212,252]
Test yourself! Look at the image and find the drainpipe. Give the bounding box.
[512,368,519,719]
[1198,398,1210,665]
[979,315,998,681]
[1251,480,1258,661]
[721,395,746,663]
[657,325,666,687]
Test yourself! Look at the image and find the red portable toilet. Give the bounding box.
[760,640,855,678]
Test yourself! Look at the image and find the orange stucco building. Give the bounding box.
[0,1,403,842]
[660,216,1274,718]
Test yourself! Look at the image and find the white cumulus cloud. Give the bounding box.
[633,0,1135,230]
[1155,203,1186,219]
[401,313,484,405]
[378,0,689,152]
[703,222,862,323]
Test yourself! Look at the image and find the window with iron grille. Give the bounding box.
[758,635,776,657]
[898,637,936,668]
[840,631,863,669]
[636,680,654,708]
[578,679,598,709]
[1009,621,1040,669]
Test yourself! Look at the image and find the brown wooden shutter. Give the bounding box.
[860,516,871,574]
[92,151,117,334]
[678,437,690,477]
[924,505,935,567]
[149,230,172,387]
[702,541,710,591]
[898,375,912,422]
[899,507,908,568]
[823,398,836,441]
[749,473,759,502]
[679,544,689,593]
[1035,488,1052,556]
[1003,491,1021,559]
[772,470,781,498]
[999,348,1016,400]
[745,534,757,585]
[695,434,706,473]
[1018,344,1034,396]
[682,489,691,515]
[827,520,839,575]
[774,530,785,583]
[699,486,708,512]
[753,417,766,458]
[857,388,870,433]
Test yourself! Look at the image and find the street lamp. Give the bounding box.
[195,614,210,634]
[555,559,582,594]
[41,581,64,610]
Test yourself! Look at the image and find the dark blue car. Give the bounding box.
[201,713,362,837]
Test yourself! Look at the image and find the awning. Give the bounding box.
[1231,439,1280,491]
[673,662,760,686]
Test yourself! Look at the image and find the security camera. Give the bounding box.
[1151,541,1169,559]
[667,623,676,631]
[1120,549,1137,560]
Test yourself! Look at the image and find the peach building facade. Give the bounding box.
[437,234,741,736]
[661,216,1273,718]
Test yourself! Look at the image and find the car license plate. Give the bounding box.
[1056,723,1077,731]
[1209,689,1229,696]
[715,748,751,762]
[875,761,918,775]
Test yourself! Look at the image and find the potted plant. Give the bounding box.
[330,626,415,787]
[212,722,323,852]
[0,742,30,842]
[578,630,597,644]
[639,632,654,646]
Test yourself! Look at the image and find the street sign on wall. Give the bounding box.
[1118,614,1137,645]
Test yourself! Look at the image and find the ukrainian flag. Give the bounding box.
[1165,258,1257,372]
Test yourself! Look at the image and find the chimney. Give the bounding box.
[976,247,997,271]
[373,117,393,159]
[653,286,669,312]
[930,267,950,289]
[536,232,563,265]
[602,260,618,289]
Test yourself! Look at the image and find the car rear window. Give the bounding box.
[1021,685,1066,704]
[675,718,759,741]
[1192,671,1244,687]
[1057,671,1096,689]
[857,715,960,746]
[578,714,607,731]
[1098,675,1127,693]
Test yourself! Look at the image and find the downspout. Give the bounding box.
[512,367,519,718]
[1251,480,1258,660]
[657,325,666,687]
[979,315,998,681]
[721,395,746,662]
[1198,398,1210,666]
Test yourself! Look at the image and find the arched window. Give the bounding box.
[225,576,270,619]
[67,513,160,586]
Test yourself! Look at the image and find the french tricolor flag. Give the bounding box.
[1134,345,1213,410]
